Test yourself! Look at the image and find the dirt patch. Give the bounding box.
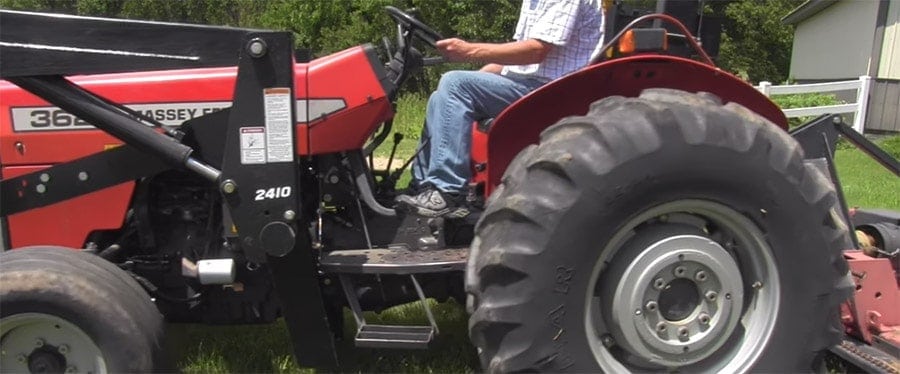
[372,157,402,170]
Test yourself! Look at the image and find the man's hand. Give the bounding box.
[436,38,475,62]
[480,64,504,74]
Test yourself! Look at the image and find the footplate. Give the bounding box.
[831,338,900,374]
[355,324,435,349]
[320,246,467,274]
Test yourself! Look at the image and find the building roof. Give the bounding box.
[782,0,839,25]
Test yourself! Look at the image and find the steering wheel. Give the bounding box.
[384,6,443,48]
[367,7,442,157]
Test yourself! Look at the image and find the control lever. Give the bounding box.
[382,36,394,57]
[423,56,445,66]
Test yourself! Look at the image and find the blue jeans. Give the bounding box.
[412,71,546,193]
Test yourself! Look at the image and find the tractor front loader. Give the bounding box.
[0,3,898,373]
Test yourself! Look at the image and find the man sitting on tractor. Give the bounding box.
[395,0,605,217]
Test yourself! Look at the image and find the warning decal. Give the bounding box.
[263,87,294,163]
[240,127,266,165]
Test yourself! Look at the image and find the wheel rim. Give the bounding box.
[585,200,780,372]
[1,313,107,374]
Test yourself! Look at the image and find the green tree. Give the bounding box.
[114,0,263,26]
[716,0,804,83]
[1,0,803,85]
[0,0,78,13]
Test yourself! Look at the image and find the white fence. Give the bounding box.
[756,76,872,133]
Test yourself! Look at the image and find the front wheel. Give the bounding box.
[466,89,852,372]
[0,246,165,373]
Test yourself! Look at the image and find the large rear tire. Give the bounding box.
[1,246,165,373]
[466,89,852,372]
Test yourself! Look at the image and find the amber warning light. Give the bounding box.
[618,28,668,55]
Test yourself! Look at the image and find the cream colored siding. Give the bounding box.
[878,0,900,79]
[789,0,880,80]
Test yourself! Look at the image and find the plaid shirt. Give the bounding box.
[502,0,605,82]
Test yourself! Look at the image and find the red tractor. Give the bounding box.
[1,3,898,373]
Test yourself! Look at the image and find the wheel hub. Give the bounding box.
[607,234,744,367]
[657,278,699,322]
[586,201,782,372]
[0,313,105,374]
[28,346,67,373]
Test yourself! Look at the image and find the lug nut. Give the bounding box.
[695,270,708,282]
[645,300,658,312]
[58,344,69,354]
[34,338,44,347]
[656,322,667,332]
[698,313,710,325]
[601,334,615,347]
[17,354,27,363]
[674,266,687,277]
[705,291,718,301]
[678,327,689,337]
[65,366,77,374]
[653,278,666,289]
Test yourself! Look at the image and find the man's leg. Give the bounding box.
[399,71,543,216]
[425,71,542,191]
[410,117,430,189]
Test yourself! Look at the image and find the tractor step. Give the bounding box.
[338,272,440,350]
[355,324,435,349]
[320,245,467,274]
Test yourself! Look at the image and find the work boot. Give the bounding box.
[396,180,423,196]
[395,185,462,217]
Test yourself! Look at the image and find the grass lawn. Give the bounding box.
[170,96,899,373]
[169,300,476,373]
[835,135,900,210]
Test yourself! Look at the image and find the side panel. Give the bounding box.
[0,68,240,166]
[304,46,392,155]
[0,68,239,248]
[1,165,134,248]
[483,56,787,193]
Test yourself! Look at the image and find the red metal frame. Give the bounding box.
[1,165,135,248]
[841,250,900,348]
[470,123,489,187]
[475,55,787,194]
[1,45,391,249]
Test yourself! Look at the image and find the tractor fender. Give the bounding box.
[483,55,787,194]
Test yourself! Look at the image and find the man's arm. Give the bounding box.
[437,38,553,65]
